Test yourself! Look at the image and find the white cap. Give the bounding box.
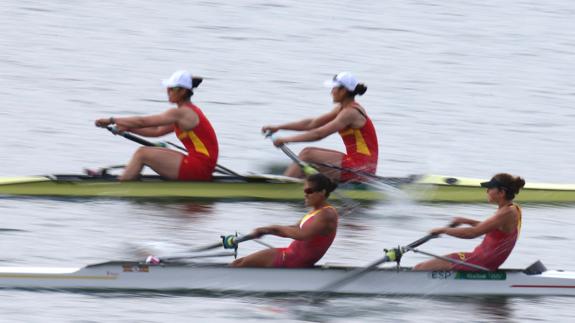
[323,72,358,92]
[162,70,193,89]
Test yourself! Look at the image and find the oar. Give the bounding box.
[106,125,166,149]
[312,162,408,188]
[104,126,243,178]
[317,223,457,294]
[151,232,275,263]
[238,231,275,249]
[191,233,258,253]
[263,132,403,189]
[278,145,319,177]
[410,248,489,271]
[153,251,237,263]
[264,134,360,214]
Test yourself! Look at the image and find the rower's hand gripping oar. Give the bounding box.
[192,233,258,256]
[317,223,458,294]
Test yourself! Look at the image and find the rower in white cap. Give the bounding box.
[262,72,379,183]
[95,70,219,181]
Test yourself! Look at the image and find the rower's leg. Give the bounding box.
[120,147,184,181]
[284,147,345,181]
[230,248,278,268]
[413,257,456,271]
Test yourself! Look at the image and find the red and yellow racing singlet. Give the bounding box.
[450,204,522,271]
[274,205,338,268]
[173,103,219,180]
[337,103,379,181]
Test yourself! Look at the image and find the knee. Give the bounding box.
[298,147,316,161]
[133,147,154,161]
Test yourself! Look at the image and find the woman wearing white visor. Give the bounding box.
[262,72,378,182]
[95,70,219,181]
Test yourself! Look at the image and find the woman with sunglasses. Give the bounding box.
[414,173,525,271]
[95,70,219,181]
[232,173,339,268]
[262,72,378,183]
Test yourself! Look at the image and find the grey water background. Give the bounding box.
[1,0,575,322]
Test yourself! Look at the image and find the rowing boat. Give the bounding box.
[1,173,575,203]
[0,260,573,296]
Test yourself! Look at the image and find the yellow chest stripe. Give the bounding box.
[299,205,334,228]
[179,131,209,157]
[339,128,371,156]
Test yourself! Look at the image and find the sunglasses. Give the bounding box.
[304,187,322,194]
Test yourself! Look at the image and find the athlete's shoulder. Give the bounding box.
[320,205,339,218]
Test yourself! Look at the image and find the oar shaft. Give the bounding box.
[317,251,395,293]
[313,162,400,186]
[160,251,236,262]
[317,223,456,294]
[192,233,257,252]
[411,248,490,271]
[404,223,457,252]
[279,144,302,166]
[107,126,158,147]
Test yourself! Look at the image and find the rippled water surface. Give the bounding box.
[1,0,575,322]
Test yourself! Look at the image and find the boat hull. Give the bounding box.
[1,174,575,203]
[0,262,574,296]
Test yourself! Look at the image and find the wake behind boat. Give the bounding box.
[0,260,573,296]
[1,173,575,203]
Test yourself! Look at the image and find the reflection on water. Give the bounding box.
[131,201,217,220]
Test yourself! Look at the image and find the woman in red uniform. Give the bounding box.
[232,173,339,268]
[95,70,219,181]
[262,72,378,182]
[414,173,525,271]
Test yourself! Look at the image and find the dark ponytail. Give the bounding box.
[192,77,203,89]
[345,83,367,98]
[493,173,526,200]
[353,83,367,96]
[184,77,203,99]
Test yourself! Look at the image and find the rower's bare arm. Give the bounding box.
[444,210,512,239]
[263,108,339,133]
[280,111,350,143]
[253,224,298,238]
[115,109,193,136]
[452,216,480,227]
[129,125,174,137]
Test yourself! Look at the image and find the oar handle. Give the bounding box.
[403,222,458,252]
[106,126,159,147]
[192,233,257,253]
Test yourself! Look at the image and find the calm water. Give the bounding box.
[1,0,575,322]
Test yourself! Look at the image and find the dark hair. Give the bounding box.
[493,173,526,200]
[306,173,338,198]
[183,77,203,99]
[353,83,367,96]
[192,77,203,88]
[344,83,367,97]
